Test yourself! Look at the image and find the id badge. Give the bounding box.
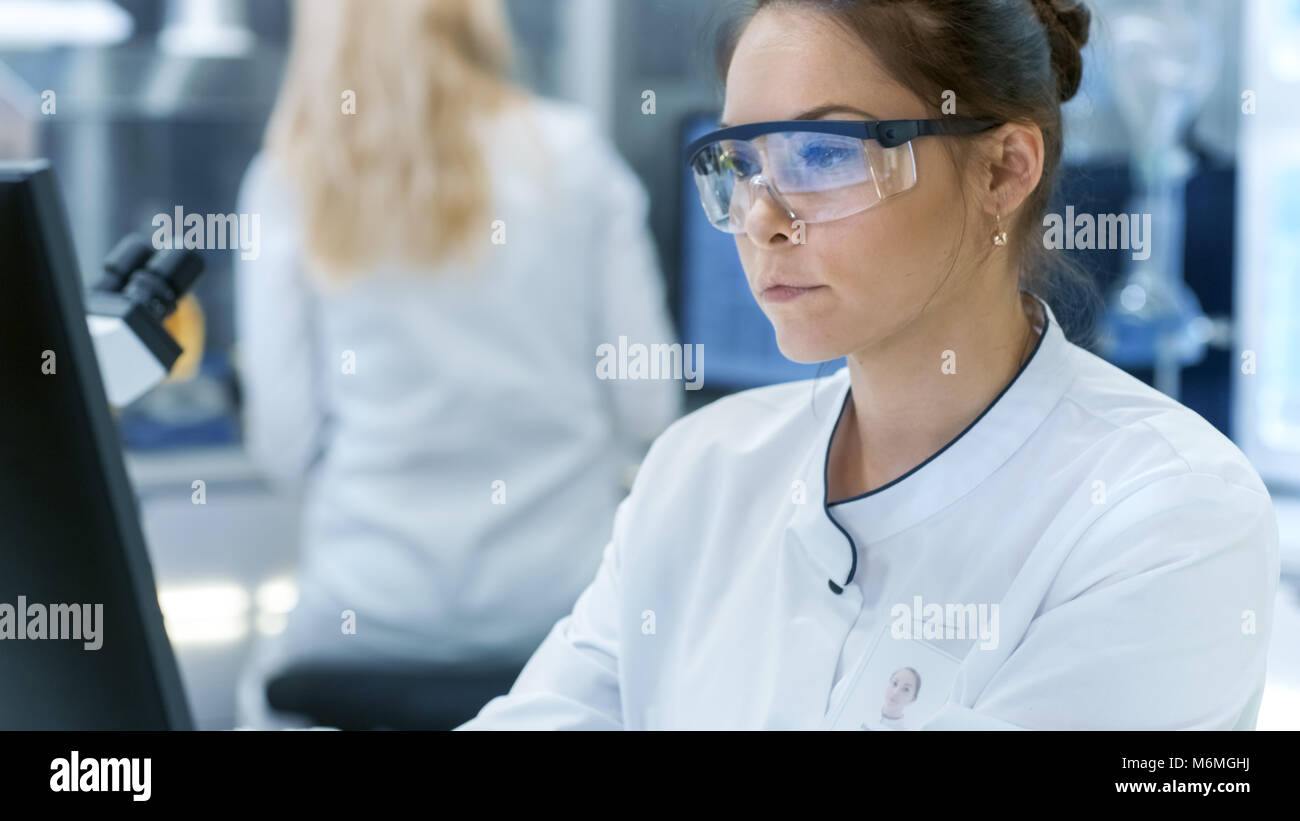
[826,623,967,731]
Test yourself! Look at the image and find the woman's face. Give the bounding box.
[722,8,980,363]
[883,668,920,715]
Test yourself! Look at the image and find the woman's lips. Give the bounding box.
[760,284,826,303]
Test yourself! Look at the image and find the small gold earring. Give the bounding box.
[992,213,1008,247]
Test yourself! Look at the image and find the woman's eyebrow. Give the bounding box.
[717,104,880,129]
[793,103,880,121]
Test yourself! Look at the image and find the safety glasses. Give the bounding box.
[684,118,1001,234]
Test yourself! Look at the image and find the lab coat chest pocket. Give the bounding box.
[826,621,973,731]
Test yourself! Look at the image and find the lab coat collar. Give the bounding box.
[787,295,1075,593]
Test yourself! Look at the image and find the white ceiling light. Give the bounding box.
[158,0,254,58]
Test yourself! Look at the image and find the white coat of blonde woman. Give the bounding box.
[234,0,681,727]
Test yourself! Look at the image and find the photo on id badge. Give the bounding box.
[848,626,964,731]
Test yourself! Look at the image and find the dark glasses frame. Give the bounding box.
[684,117,1004,165]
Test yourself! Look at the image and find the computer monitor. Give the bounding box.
[0,162,192,730]
[677,112,845,391]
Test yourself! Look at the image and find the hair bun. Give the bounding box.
[1031,0,1091,103]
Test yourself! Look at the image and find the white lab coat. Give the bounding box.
[459,296,1280,730]
[233,97,682,726]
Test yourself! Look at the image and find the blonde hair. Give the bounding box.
[266,0,520,278]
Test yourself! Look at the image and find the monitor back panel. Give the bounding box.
[0,165,191,730]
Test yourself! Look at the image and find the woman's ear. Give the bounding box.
[981,122,1045,217]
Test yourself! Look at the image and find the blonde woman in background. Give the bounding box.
[234,0,681,728]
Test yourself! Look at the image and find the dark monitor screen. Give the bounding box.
[677,112,845,391]
[0,162,191,730]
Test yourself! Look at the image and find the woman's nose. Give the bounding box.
[741,175,797,246]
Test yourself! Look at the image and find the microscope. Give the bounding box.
[86,234,205,407]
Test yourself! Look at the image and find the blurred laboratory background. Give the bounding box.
[1,0,1298,728]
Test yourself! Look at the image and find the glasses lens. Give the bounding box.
[689,140,760,232]
[688,132,917,234]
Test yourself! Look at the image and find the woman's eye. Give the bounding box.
[798,143,854,168]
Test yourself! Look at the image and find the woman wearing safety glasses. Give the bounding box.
[461,0,1278,730]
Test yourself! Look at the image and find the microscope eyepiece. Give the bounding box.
[98,234,153,293]
[145,248,205,297]
[120,247,205,322]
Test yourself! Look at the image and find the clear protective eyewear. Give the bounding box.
[684,118,1001,234]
